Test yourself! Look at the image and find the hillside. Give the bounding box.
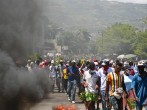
[41,0,147,32]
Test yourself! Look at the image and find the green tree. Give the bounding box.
[97,23,137,56]
[56,30,94,55]
[134,31,147,58]
[56,31,75,46]
[143,17,147,24]
[74,29,91,54]
[133,18,147,58]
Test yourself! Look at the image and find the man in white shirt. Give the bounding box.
[83,62,99,110]
[97,61,113,110]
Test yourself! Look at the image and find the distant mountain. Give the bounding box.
[42,0,147,32]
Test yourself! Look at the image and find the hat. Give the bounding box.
[30,62,34,65]
[66,64,69,67]
[51,60,54,64]
[124,62,129,67]
[71,60,76,63]
[60,60,63,62]
[103,60,109,66]
[138,61,145,66]
[101,62,106,66]
[110,60,114,64]
[94,62,98,66]
[28,59,31,63]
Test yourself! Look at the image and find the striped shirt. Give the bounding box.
[107,72,122,96]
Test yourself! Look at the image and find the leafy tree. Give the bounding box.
[56,30,94,55]
[143,17,147,24]
[74,29,91,54]
[134,30,147,58]
[96,23,137,56]
[45,23,61,39]
[56,31,75,46]
[132,18,147,58]
[76,29,91,41]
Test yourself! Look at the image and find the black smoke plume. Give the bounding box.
[0,51,52,110]
[0,0,45,63]
[0,0,52,110]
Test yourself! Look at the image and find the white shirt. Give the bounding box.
[97,67,114,91]
[49,65,56,77]
[123,74,133,92]
[97,68,107,91]
[26,64,33,73]
[83,70,98,93]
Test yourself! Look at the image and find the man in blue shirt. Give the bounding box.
[131,62,147,110]
[67,60,79,104]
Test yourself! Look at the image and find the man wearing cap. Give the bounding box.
[67,60,79,103]
[131,62,147,110]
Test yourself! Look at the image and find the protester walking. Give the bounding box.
[59,60,66,92]
[106,62,128,110]
[131,61,147,110]
[82,62,99,110]
[119,62,134,110]
[62,63,69,93]
[67,60,79,104]
[49,60,56,93]
[97,60,113,110]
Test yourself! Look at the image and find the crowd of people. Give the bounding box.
[25,57,147,110]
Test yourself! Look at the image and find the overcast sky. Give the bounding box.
[107,0,147,4]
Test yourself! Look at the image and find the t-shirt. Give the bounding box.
[59,64,65,77]
[63,68,68,79]
[123,74,133,92]
[49,65,56,77]
[55,65,61,78]
[68,66,79,81]
[97,67,114,91]
[131,74,147,105]
[97,68,107,91]
[83,70,98,93]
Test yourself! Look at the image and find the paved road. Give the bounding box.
[29,90,146,110]
[30,87,101,110]
[30,91,87,110]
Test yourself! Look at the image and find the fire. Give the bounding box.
[52,104,78,110]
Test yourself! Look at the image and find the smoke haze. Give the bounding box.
[106,0,147,4]
[0,0,45,62]
[0,0,52,110]
[0,51,52,110]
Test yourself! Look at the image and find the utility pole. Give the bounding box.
[102,32,104,59]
